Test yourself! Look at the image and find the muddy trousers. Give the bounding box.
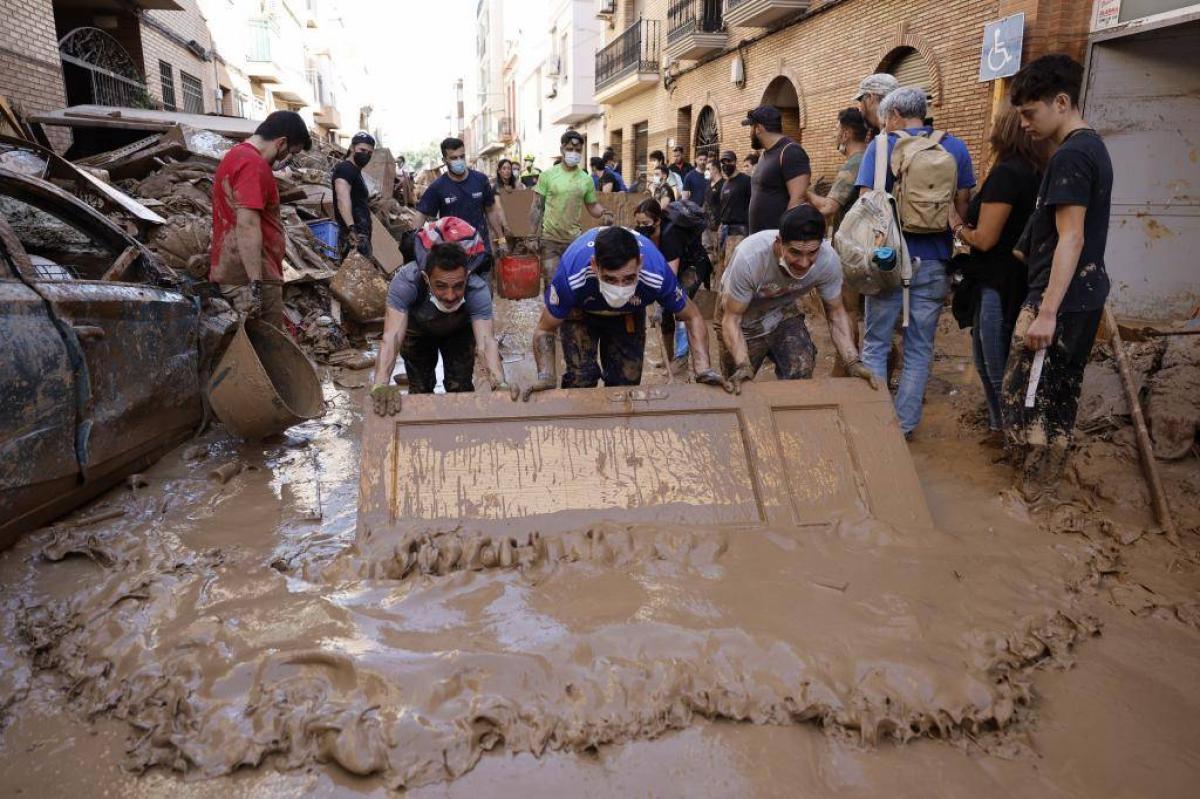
[718,314,817,380]
[400,326,476,394]
[1001,304,1102,482]
[219,282,284,330]
[560,310,646,388]
[972,286,1012,431]
[660,265,700,359]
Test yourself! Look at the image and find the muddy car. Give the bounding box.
[0,167,203,548]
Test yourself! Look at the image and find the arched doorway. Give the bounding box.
[694,105,719,155]
[58,27,148,108]
[880,47,934,123]
[760,76,801,143]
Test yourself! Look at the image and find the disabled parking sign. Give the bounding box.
[979,13,1024,81]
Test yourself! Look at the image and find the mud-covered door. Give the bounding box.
[0,223,78,546]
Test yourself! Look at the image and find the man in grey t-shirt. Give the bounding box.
[370,243,507,414]
[717,205,878,392]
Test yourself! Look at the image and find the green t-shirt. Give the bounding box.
[535,163,597,243]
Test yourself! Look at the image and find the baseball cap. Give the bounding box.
[853,73,899,101]
[719,149,737,162]
[741,105,782,129]
[350,131,376,147]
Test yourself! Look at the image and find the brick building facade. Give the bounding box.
[599,0,1092,188]
[140,1,217,115]
[0,0,67,124]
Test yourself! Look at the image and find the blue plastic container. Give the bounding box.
[306,219,340,258]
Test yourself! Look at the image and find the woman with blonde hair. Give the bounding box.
[951,101,1046,441]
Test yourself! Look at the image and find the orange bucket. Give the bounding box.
[496,255,541,300]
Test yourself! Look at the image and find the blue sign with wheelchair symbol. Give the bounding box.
[979,13,1025,81]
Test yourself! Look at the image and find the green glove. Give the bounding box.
[370,384,403,416]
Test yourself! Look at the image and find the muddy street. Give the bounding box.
[1,296,1198,797]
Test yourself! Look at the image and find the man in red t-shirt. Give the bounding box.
[211,110,312,328]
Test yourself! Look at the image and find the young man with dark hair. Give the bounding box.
[742,105,812,234]
[707,149,752,285]
[682,149,710,204]
[717,205,877,393]
[649,149,684,198]
[210,110,311,328]
[809,108,869,233]
[589,155,626,193]
[532,130,612,281]
[332,130,375,257]
[1001,53,1112,490]
[517,226,726,399]
[414,137,511,273]
[370,241,507,415]
[669,145,692,178]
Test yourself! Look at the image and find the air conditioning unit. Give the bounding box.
[596,0,615,20]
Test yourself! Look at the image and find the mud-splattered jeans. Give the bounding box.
[560,309,645,388]
[1001,303,1102,483]
[401,325,476,394]
[862,259,948,435]
[718,313,817,380]
[972,285,1011,430]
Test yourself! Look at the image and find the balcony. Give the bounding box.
[244,19,281,82]
[595,18,661,104]
[722,0,811,29]
[477,114,512,156]
[667,0,727,61]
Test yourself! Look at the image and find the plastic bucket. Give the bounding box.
[496,255,541,300]
[306,218,340,258]
[207,319,325,440]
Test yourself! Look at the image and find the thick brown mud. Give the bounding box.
[1,303,1198,797]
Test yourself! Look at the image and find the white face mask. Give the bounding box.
[563,151,582,167]
[704,168,712,180]
[597,276,637,308]
[778,256,807,281]
[429,294,466,313]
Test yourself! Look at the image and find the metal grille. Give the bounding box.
[180,71,204,114]
[596,18,661,91]
[59,27,149,108]
[668,0,724,42]
[695,105,718,153]
[633,120,649,188]
[159,61,176,111]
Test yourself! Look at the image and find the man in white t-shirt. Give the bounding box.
[717,205,879,392]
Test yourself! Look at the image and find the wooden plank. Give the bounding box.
[370,212,404,273]
[29,105,260,138]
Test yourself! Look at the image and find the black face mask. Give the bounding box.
[635,224,657,239]
[352,151,371,168]
[721,162,737,176]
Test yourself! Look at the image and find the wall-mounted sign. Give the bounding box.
[979,13,1025,82]
[1093,0,1122,30]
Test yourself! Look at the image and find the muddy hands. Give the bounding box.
[370,384,403,416]
[694,368,734,393]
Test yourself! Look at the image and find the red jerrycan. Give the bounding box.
[496,254,541,300]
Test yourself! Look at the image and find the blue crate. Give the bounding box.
[306,219,340,258]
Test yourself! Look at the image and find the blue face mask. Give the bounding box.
[448,158,467,175]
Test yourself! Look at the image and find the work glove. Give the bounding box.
[514,376,555,402]
[370,384,403,416]
[727,363,755,395]
[488,375,511,394]
[845,358,881,390]
[695,368,733,393]
[246,280,264,319]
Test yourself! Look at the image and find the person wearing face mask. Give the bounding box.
[743,105,811,235]
[707,150,752,286]
[717,205,878,393]
[634,198,711,364]
[514,226,727,400]
[413,137,512,275]
[210,110,312,328]
[648,150,684,199]
[332,131,375,258]
[370,240,507,415]
[650,163,678,208]
[530,130,612,283]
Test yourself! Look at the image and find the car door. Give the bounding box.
[0,169,202,544]
[0,217,80,547]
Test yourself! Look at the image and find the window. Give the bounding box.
[180,71,204,114]
[559,32,568,79]
[159,61,176,111]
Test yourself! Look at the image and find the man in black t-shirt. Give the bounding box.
[707,149,752,284]
[332,131,375,257]
[1001,54,1114,492]
[742,105,811,234]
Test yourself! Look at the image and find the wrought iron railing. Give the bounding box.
[668,0,724,42]
[596,18,661,91]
